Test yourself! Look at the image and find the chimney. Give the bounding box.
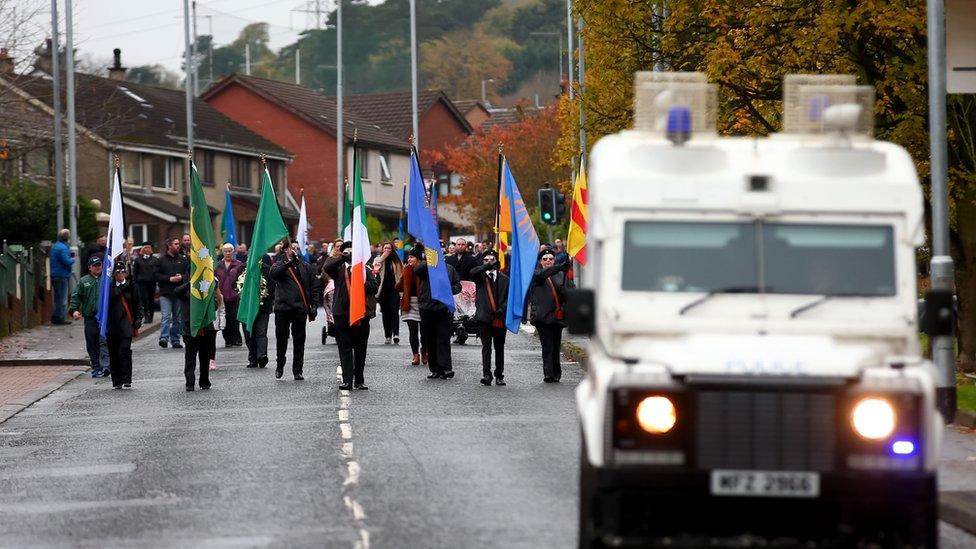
[108,48,127,81]
[0,48,13,74]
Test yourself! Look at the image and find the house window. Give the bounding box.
[150,155,171,190]
[129,223,159,247]
[120,152,141,187]
[450,172,462,196]
[24,148,52,177]
[266,159,284,185]
[230,156,251,190]
[360,150,370,180]
[170,158,185,191]
[379,152,392,182]
[194,150,215,185]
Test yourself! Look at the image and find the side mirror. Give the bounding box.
[565,288,595,336]
[923,289,954,337]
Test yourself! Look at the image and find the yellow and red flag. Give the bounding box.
[567,158,588,265]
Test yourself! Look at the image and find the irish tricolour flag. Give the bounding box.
[349,146,370,325]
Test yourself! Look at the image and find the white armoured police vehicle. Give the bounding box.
[568,73,953,547]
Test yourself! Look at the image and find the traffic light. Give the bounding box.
[538,186,556,225]
[554,189,567,223]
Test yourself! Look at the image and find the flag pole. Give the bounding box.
[494,144,503,251]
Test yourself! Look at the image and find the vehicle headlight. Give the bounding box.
[851,397,896,440]
[635,396,676,434]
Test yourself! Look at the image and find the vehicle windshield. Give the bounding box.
[622,221,896,296]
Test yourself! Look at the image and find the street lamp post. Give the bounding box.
[481,78,494,104]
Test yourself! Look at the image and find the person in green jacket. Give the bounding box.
[70,256,110,378]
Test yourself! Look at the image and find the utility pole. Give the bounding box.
[565,0,574,101]
[65,0,79,280]
[927,0,956,422]
[296,48,300,84]
[245,43,251,75]
[336,0,344,236]
[191,1,199,96]
[184,0,194,166]
[50,0,64,233]
[575,17,586,287]
[410,0,420,150]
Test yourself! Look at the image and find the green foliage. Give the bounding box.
[125,65,181,89]
[366,214,389,244]
[0,180,98,245]
[958,378,976,413]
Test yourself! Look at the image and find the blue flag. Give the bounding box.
[221,188,237,251]
[96,168,126,338]
[502,158,540,333]
[407,148,455,312]
[397,186,406,261]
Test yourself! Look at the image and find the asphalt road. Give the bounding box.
[0,316,581,548]
[0,315,973,548]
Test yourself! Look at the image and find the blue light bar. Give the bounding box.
[666,106,692,145]
[891,440,915,455]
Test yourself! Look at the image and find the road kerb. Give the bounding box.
[0,366,88,424]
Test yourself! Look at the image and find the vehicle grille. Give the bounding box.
[695,390,836,471]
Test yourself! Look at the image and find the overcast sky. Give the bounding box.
[24,0,366,75]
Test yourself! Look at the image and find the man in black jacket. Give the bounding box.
[269,240,322,380]
[529,249,573,382]
[445,238,478,281]
[470,249,509,386]
[156,238,188,349]
[106,262,142,389]
[410,244,462,380]
[131,242,159,323]
[322,242,379,390]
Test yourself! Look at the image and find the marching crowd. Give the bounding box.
[52,229,575,392]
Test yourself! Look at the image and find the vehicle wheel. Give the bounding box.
[578,440,601,549]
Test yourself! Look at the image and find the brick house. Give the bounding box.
[202,75,473,240]
[0,62,296,249]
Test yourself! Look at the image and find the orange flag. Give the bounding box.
[567,158,588,265]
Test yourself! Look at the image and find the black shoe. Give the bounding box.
[442,371,455,379]
[480,377,492,386]
[338,383,352,391]
[427,372,442,379]
[122,383,131,389]
[393,336,400,345]
[495,378,506,386]
[158,340,168,348]
[354,383,368,390]
[186,386,194,391]
[172,342,183,349]
[247,362,258,368]
[275,367,284,379]
[543,377,554,383]
[200,384,211,390]
[113,385,122,390]
[258,357,268,368]
[294,374,305,381]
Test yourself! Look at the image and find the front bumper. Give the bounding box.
[582,466,937,547]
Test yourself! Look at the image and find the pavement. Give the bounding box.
[0,318,972,547]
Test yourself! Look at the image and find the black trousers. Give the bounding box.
[183,331,215,388]
[222,300,243,345]
[275,310,307,375]
[137,281,155,322]
[535,323,564,381]
[420,309,453,375]
[106,333,132,386]
[334,315,370,385]
[478,322,507,379]
[406,319,423,355]
[378,291,400,339]
[244,312,270,366]
[83,316,102,368]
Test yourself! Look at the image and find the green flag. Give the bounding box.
[239,166,288,332]
[189,162,217,335]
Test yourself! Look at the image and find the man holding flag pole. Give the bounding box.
[96,157,141,390]
[183,157,219,391]
[407,141,461,380]
[323,143,378,391]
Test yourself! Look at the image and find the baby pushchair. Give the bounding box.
[452,280,479,344]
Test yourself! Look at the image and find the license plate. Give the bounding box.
[710,470,820,498]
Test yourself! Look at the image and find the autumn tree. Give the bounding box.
[442,105,568,234]
[420,30,515,101]
[561,1,976,373]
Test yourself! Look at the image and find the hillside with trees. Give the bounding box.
[127,0,567,106]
